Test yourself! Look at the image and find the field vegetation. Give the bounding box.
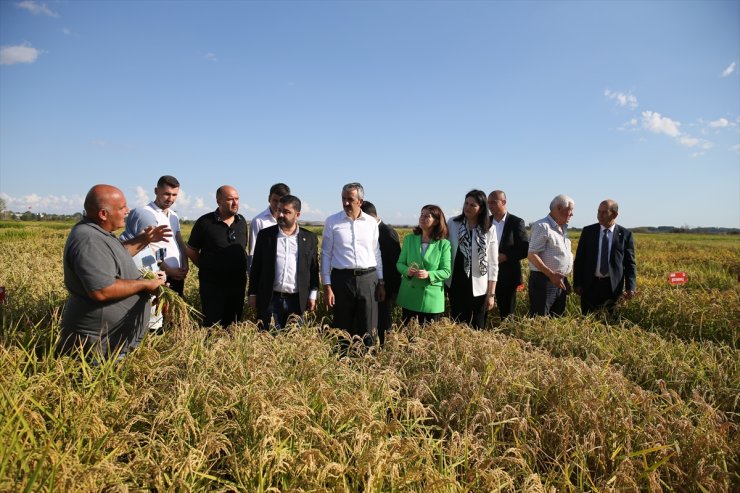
[0,220,738,491]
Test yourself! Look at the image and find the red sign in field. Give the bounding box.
[668,272,688,285]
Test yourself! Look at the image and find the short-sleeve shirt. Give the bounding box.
[60,218,150,356]
[528,214,573,275]
[123,201,183,269]
[188,210,248,283]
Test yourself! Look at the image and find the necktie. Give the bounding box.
[599,229,609,276]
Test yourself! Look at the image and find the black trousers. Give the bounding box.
[528,271,568,317]
[331,269,378,346]
[168,278,185,297]
[495,283,518,319]
[449,252,486,329]
[581,277,617,315]
[401,308,441,326]
[377,295,395,345]
[200,277,246,328]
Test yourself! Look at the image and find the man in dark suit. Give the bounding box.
[573,199,636,315]
[361,201,401,344]
[248,195,319,330]
[488,190,529,319]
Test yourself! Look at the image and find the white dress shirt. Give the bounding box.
[594,224,616,277]
[491,212,507,245]
[249,207,277,258]
[321,210,384,284]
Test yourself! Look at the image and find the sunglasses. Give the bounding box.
[227,228,237,243]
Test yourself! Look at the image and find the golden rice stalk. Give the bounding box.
[140,268,201,326]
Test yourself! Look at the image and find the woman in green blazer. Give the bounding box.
[396,205,452,325]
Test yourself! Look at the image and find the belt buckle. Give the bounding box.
[353,268,364,276]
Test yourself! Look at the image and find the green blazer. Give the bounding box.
[396,234,451,314]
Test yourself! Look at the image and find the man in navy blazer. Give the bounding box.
[248,195,319,329]
[573,199,636,315]
[488,191,529,319]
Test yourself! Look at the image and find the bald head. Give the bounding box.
[84,185,122,217]
[488,190,507,221]
[83,184,129,231]
[216,185,240,218]
[597,199,619,227]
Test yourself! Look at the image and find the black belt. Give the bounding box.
[334,267,376,276]
[273,291,298,298]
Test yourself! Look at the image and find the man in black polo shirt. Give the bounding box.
[186,185,248,328]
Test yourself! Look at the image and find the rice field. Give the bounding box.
[0,221,738,491]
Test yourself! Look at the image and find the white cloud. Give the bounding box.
[1,193,84,214]
[708,118,730,128]
[641,110,680,137]
[204,52,218,62]
[133,186,150,207]
[721,61,736,77]
[679,136,699,147]
[730,144,740,153]
[0,43,41,65]
[16,0,58,17]
[605,89,639,109]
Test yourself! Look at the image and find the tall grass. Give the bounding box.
[1,221,738,491]
[1,322,736,491]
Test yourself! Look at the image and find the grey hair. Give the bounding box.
[342,182,365,200]
[549,194,574,211]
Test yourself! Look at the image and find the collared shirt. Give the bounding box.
[594,224,616,277]
[60,218,150,355]
[491,212,507,245]
[274,226,299,293]
[273,226,318,300]
[123,201,183,269]
[321,210,384,284]
[528,214,573,275]
[248,207,277,258]
[188,210,248,282]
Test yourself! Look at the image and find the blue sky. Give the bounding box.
[1,0,738,228]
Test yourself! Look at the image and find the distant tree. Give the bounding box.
[0,196,5,212]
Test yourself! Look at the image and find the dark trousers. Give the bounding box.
[581,277,617,315]
[377,296,395,345]
[449,254,486,329]
[495,283,518,319]
[331,269,378,346]
[168,278,185,297]
[401,308,441,326]
[200,277,246,328]
[528,271,568,317]
[258,292,303,330]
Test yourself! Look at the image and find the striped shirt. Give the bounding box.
[528,214,573,275]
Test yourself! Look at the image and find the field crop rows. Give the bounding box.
[0,221,738,491]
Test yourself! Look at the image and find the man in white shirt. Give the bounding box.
[247,183,291,271]
[248,195,319,330]
[322,183,385,346]
[124,175,188,296]
[527,194,574,317]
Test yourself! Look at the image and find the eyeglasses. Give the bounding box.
[420,213,434,219]
[227,228,236,243]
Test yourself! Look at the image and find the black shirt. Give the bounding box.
[188,210,248,282]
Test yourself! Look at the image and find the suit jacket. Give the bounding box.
[491,212,529,288]
[248,225,319,313]
[573,223,636,297]
[378,221,402,297]
[396,235,451,313]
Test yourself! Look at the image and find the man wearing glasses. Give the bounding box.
[186,185,248,328]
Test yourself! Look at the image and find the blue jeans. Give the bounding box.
[259,292,303,330]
